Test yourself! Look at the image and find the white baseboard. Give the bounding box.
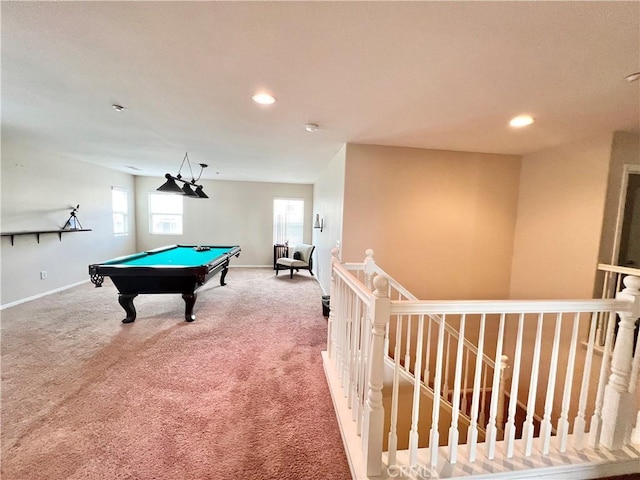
[1,279,90,310]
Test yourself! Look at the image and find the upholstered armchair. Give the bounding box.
[275,243,315,279]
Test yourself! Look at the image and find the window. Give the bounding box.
[112,187,129,235]
[273,198,304,245]
[149,193,183,235]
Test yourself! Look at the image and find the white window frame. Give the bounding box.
[149,193,183,235]
[111,186,129,236]
[273,198,304,246]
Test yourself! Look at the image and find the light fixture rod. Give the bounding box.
[157,152,210,198]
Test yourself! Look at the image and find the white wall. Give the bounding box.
[134,176,314,267]
[1,141,136,306]
[312,145,346,294]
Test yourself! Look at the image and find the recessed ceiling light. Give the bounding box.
[112,104,125,112]
[626,71,640,83]
[509,115,534,128]
[305,123,319,133]
[252,93,276,105]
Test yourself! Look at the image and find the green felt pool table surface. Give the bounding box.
[104,245,236,267]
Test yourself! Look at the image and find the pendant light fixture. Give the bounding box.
[157,152,209,198]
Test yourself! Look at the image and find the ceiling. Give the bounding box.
[2,1,639,184]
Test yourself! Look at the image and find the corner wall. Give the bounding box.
[342,144,521,300]
[312,145,346,295]
[509,134,614,299]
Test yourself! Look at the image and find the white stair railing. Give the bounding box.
[325,249,640,478]
[345,250,500,427]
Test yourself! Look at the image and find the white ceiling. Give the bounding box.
[2,1,639,184]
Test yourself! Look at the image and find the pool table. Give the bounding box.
[89,245,241,323]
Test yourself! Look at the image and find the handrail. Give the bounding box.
[372,262,499,372]
[333,261,373,305]
[390,298,632,315]
[598,263,640,276]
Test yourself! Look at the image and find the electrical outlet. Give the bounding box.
[40,271,47,280]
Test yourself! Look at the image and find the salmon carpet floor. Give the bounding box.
[1,268,351,479]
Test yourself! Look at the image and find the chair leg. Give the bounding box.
[289,267,294,279]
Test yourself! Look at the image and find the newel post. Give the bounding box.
[363,248,376,290]
[362,274,390,477]
[600,275,640,449]
[327,247,340,358]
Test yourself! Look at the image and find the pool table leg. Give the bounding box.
[220,264,229,286]
[182,293,197,322]
[118,294,138,324]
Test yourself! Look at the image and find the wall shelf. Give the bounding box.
[1,229,92,246]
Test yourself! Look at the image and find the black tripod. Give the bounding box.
[63,205,83,230]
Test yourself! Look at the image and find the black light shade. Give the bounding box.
[156,153,210,199]
[182,183,198,197]
[194,186,209,198]
[157,174,184,193]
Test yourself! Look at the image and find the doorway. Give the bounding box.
[617,169,640,267]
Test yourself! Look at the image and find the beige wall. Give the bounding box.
[342,144,521,300]
[1,140,136,306]
[134,176,314,267]
[312,145,346,294]
[509,134,613,300]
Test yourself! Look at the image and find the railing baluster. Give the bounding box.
[430,314,448,467]
[557,312,581,452]
[504,313,525,458]
[486,313,506,460]
[443,334,451,401]
[327,249,338,359]
[448,314,466,463]
[467,313,486,462]
[404,315,412,372]
[497,355,508,442]
[348,296,359,415]
[356,299,365,422]
[540,312,563,455]
[461,347,470,415]
[387,316,402,467]
[424,318,433,387]
[336,280,346,384]
[341,287,352,392]
[479,361,488,428]
[523,312,544,456]
[409,314,426,466]
[358,298,371,435]
[573,311,598,449]
[589,309,617,447]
